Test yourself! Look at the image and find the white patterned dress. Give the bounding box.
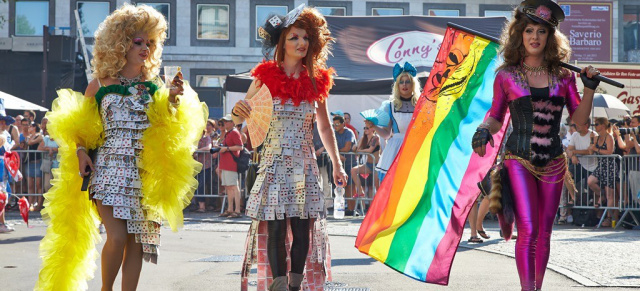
[245,99,324,221]
[89,83,161,263]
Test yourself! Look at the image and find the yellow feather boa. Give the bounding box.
[36,90,102,290]
[36,84,207,290]
[141,85,207,231]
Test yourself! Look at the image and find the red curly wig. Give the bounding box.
[273,7,334,91]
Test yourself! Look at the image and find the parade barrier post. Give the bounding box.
[619,154,640,229]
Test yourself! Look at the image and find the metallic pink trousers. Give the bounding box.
[504,158,565,291]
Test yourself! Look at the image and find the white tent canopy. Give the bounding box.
[0,91,48,111]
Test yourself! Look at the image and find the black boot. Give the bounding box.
[289,272,304,291]
[269,276,288,291]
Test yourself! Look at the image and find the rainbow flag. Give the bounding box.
[355,26,510,285]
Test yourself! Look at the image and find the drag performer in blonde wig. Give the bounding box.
[369,62,419,181]
[232,4,347,291]
[472,1,600,290]
[36,4,207,290]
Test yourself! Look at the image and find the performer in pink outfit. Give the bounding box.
[472,1,601,290]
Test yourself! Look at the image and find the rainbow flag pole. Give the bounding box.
[355,25,510,285]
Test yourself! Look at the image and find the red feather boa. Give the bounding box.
[251,60,335,106]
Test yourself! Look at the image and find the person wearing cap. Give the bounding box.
[471,1,601,290]
[216,114,244,218]
[232,4,347,291]
[366,61,419,181]
[0,110,16,233]
[331,110,358,141]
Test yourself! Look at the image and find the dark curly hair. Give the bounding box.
[273,7,334,91]
[497,8,571,77]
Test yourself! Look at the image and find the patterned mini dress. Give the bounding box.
[245,98,324,221]
[90,81,161,263]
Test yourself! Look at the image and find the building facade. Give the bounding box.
[1,0,639,116]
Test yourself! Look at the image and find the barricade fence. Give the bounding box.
[618,154,640,229]
[191,150,379,216]
[561,154,640,229]
[12,149,638,225]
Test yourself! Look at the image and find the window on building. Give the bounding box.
[256,5,288,41]
[427,9,459,17]
[77,2,111,37]
[624,5,640,62]
[372,8,403,16]
[316,7,346,16]
[484,10,512,19]
[15,1,49,36]
[197,4,229,40]
[137,3,171,39]
[196,75,226,88]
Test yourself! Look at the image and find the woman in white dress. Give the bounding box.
[367,62,420,181]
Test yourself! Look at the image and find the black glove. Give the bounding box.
[472,127,493,149]
[580,72,600,90]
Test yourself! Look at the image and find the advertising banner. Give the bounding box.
[324,16,507,80]
[559,1,613,62]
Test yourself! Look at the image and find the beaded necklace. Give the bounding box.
[521,61,548,76]
[118,73,142,86]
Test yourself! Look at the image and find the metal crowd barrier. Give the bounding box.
[318,151,380,217]
[192,150,251,215]
[1,150,55,211]
[619,154,640,229]
[192,150,380,217]
[562,154,635,228]
[26,148,640,228]
[9,150,53,196]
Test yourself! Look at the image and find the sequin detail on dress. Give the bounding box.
[90,83,161,263]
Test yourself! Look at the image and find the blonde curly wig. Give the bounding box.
[91,3,167,81]
[391,72,420,110]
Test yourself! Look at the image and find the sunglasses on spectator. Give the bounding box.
[398,80,411,85]
[363,127,369,130]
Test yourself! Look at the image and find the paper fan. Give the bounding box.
[360,109,390,127]
[246,85,273,148]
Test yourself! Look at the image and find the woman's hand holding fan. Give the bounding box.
[245,85,273,148]
[233,100,252,119]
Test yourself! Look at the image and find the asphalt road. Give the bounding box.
[1,213,637,290]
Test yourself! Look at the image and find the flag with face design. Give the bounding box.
[356,26,510,285]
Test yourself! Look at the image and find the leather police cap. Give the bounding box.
[518,0,565,27]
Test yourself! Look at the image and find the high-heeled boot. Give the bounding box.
[269,276,288,291]
[289,273,304,291]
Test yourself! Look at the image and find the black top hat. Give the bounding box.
[518,0,565,27]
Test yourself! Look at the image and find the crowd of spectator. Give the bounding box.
[3,108,638,227]
[561,114,640,227]
[1,110,59,233]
